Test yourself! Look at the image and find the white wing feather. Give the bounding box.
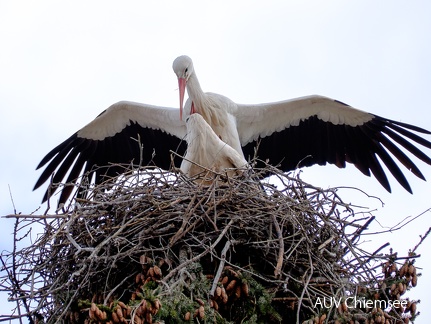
[78,101,186,140]
[234,95,374,145]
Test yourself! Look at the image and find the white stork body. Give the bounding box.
[34,55,431,205]
[181,113,248,183]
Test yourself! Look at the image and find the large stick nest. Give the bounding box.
[1,165,424,323]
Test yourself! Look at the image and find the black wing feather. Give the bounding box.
[242,115,431,193]
[35,121,186,205]
[34,134,83,189]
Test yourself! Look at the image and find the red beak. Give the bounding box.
[178,77,186,120]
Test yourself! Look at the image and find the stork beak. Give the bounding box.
[178,77,187,120]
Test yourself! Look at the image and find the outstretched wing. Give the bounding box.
[236,95,431,193]
[34,101,187,204]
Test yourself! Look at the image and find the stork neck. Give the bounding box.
[186,73,205,111]
[185,72,224,128]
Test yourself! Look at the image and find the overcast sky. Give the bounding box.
[1,1,431,322]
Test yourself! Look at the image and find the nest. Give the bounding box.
[1,165,426,323]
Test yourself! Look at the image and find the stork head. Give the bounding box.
[173,55,194,120]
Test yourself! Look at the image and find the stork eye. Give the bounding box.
[185,68,188,74]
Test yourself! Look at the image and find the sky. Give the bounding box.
[1,0,431,322]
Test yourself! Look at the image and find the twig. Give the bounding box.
[412,226,431,253]
[3,214,69,219]
[210,240,231,297]
[270,214,284,278]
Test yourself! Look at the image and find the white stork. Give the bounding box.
[181,113,248,183]
[34,55,431,205]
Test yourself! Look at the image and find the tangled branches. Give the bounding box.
[1,165,426,323]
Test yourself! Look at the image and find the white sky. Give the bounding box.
[1,1,431,322]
